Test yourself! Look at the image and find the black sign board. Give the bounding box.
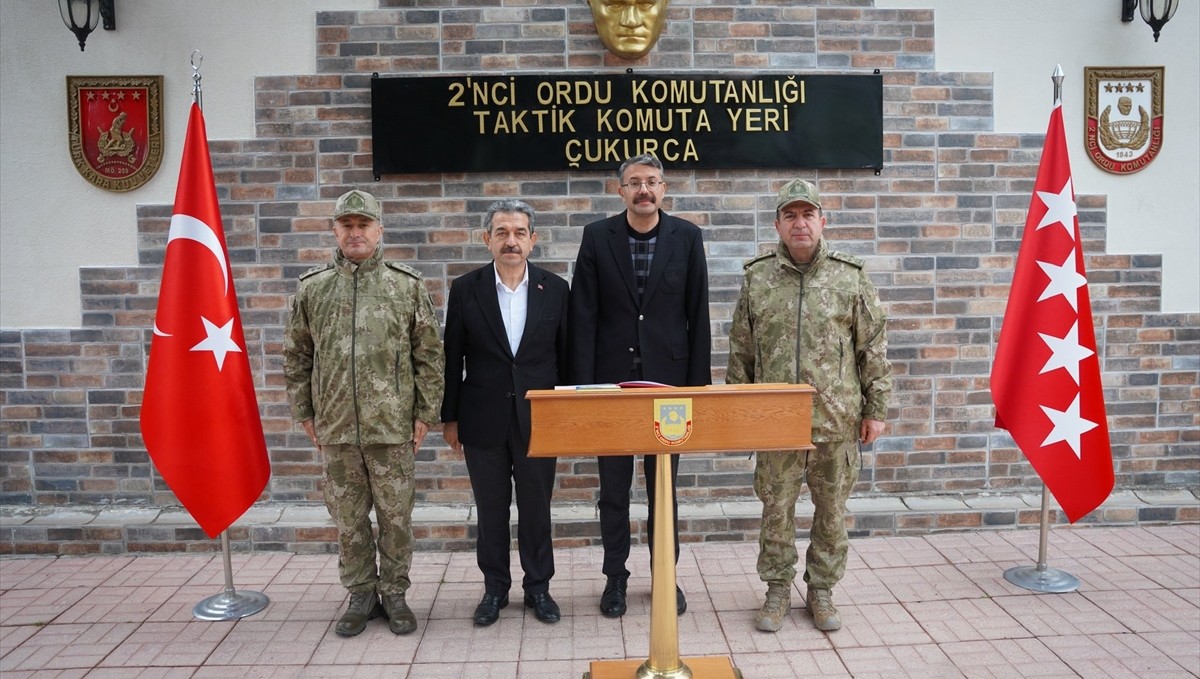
[371,72,882,175]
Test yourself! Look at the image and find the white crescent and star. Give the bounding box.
[152,213,240,372]
[190,316,242,371]
[153,214,230,339]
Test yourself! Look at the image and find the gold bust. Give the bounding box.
[587,0,669,60]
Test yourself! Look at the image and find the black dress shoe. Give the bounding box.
[523,592,561,623]
[600,575,628,618]
[472,591,509,626]
[676,585,687,615]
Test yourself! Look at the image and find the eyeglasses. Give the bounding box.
[620,179,664,190]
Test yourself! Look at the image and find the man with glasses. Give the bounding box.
[568,153,711,619]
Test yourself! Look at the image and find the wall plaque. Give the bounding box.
[371,72,882,175]
[1084,66,1164,175]
[67,75,164,191]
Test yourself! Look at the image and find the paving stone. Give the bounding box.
[962,495,1026,510]
[276,506,334,525]
[88,508,161,526]
[26,510,97,526]
[904,496,969,511]
[847,497,907,512]
[1136,489,1199,505]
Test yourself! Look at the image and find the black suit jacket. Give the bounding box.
[441,262,570,447]
[568,210,711,387]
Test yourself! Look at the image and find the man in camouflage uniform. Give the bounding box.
[283,189,445,637]
[726,179,892,633]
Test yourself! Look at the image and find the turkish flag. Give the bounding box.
[991,103,1113,523]
[140,103,270,538]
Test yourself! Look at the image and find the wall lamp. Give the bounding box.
[1122,0,1180,42]
[59,0,116,51]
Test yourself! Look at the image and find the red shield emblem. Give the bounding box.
[67,75,164,191]
[1084,67,1163,175]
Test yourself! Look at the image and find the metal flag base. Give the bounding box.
[191,530,270,621]
[1003,564,1080,593]
[1003,479,1082,594]
[193,587,270,621]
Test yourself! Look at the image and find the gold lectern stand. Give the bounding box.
[526,383,815,679]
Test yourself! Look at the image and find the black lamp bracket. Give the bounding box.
[100,0,115,30]
[1122,0,1137,22]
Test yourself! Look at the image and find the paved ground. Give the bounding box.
[1,524,1197,678]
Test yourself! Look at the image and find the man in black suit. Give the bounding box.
[568,154,712,618]
[442,199,569,626]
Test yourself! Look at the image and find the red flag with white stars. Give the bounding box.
[991,102,1113,523]
[140,103,270,537]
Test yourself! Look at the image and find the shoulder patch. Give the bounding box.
[298,263,333,280]
[385,261,422,279]
[828,250,864,269]
[742,252,774,270]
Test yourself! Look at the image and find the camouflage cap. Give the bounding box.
[775,179,821,211]
[334,189,382,222]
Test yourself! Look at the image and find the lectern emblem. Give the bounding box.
[653,398,692,446]
[1084,67,1163,175]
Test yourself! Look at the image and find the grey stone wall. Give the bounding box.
[1,1,1197,552]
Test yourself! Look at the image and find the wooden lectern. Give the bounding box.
[526,383,815,679]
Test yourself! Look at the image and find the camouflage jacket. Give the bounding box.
[726,239,892,442]
[283,246,445,446]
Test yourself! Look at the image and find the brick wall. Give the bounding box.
[1,2,1197,532]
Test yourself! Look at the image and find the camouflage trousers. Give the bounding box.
[754,440,859,590]
[322,442,416,596]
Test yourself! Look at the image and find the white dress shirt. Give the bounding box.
[495,265,529,355]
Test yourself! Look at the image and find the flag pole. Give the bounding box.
[1002,65,1082,594]
[184,50,270,621]
[190,49,203,110]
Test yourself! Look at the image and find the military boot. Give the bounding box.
[382,593,418,635]
[806,587,841,631]
[754,583,791,632]
[335,590,383,637]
